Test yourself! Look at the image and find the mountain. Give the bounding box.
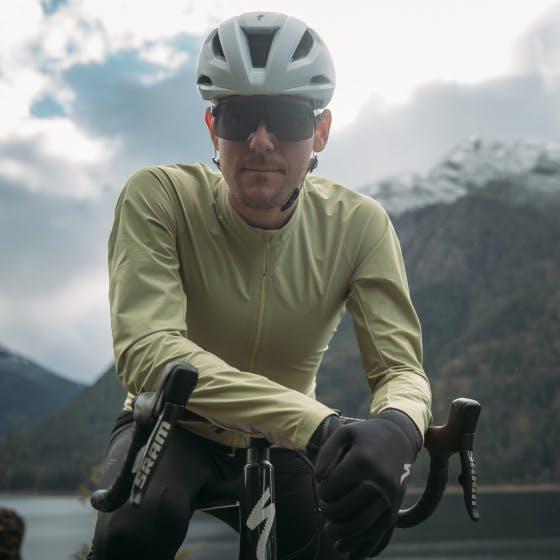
[398,186,560,483]
[0,344,85,439]
[360,137,560,215]
[0,364,126,490]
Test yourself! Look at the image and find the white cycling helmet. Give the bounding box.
[197,12,335,108]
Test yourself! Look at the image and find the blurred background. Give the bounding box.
[0,1,559,558]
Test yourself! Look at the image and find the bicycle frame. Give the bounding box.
[239,437,277,560]
[91,362,481,560]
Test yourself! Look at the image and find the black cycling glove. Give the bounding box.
[308,410,422,559]
[306,414,344,463]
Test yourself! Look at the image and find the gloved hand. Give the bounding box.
[309,410,422,559]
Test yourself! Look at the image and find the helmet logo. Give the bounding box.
[257,14,265,21]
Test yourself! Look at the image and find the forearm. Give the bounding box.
[346,205,432,439]
[116,329,334,450]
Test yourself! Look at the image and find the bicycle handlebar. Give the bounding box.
[90,362,198,512]
[396,397,480,527]
[91,362,481,528]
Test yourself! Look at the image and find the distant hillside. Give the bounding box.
[0,344,85,439]
[317,182,560,485]
[1,160,559,490]
[0,364,126,490]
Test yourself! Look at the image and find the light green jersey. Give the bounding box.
[109,164,431,449]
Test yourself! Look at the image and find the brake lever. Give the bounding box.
[457,412,480,521]
[397,397,481,528]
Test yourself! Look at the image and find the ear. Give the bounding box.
[313,109,332,153]
[205,107,219,150]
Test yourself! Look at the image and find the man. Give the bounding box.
[88,11,431,560]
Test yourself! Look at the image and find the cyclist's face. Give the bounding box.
[206,96,331,213]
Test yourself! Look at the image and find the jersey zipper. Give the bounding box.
[248,239,270,371]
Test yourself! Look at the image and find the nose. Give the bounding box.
[248,120,275,152]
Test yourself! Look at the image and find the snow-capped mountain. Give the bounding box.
[360,137,560,215]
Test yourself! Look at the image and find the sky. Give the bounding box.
[0,0,559,383]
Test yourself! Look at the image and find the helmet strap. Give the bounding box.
[308,153,318,173]
[280,187,300,212]
[280,152,318,212]
[212,149,221,169]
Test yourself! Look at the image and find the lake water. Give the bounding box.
[1,490,559,559]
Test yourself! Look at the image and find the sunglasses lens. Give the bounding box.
[214,99,315,141]
[270,103,315,141]
[214,102,255,141]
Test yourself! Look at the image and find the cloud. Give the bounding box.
[62,39,213,172]
[0,124,119,197]
[0,265,113,383]
[31,94,66,118]
[0,0,212,181]
[0,179,113,292]
[2,1,560,384]
[0,12,215,382]
[0,178,115,380]
[516,4,560,85]
[320,73,560,188]
[41,0,68,16]
[1,29,212,197]
[319,4,560,189]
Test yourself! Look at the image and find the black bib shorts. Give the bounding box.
[88,412,344,560]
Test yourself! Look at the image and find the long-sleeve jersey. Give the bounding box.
[108,163,432,450]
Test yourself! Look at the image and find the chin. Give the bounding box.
[239,175,285,194]
[236,181,288,209]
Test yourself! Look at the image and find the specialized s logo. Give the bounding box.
[400,463,412,485]
[246,487,276,560]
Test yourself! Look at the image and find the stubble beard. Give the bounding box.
[232,175,293,210]
[223,151,310,211]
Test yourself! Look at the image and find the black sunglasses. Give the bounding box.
[212,98,316,142]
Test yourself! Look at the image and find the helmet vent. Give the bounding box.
[310,75,331,85]
[244,31,276,68]
[197,75,213,85]
[292,30,314,61]
[212,32,226,60]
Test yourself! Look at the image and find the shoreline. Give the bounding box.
[0,490,87,498]
[1,484,560,498]
[407,483,560,494]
